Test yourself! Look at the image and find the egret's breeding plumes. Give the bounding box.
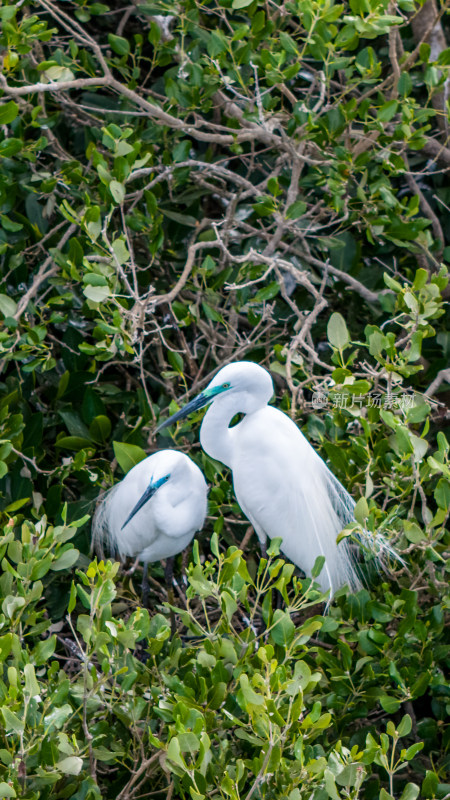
[92,450,208,602]
[158,361,397,599]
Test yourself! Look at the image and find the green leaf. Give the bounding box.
[202,301,222,322]
[0,783,16,798]
[232,0,254,7]
[437,47,450,65]
[380,695,401,713]
[161,209,198,227]
[428,456,450,479]
[324,768,340,800]
[420,42,431,62]
[383,273,403,291]
[336,764,360,787]
[55,436,95,450]
[286,200,307,219]
[0,101,19,125]
[59,411,91,439]
[397,714,412,737]
[0,635,12,663]
[168,351,184,374]
[113,441,147,473]
[33,634,56,665]
[0,138,22,157]
[0,215,22,234]
[279,31,298,54]
[83,285,110,303]
[404,743,424,760]
[43,66,75,82]
[108,34,130,55]
[50,548,80,571]
[43,704,73,732]
[0,294,17,317]
[327,312,350,349]
[207,31,228,57]
[404,522,426,543]
[311,555,325,578]
[68,582,77,614]
[56,756,83,775]
[377,100,398,122]
[239,674,264,707]
[1,707,24,734]
[399,784,420,800]
[434,478,450,510]
[412,268,428,290]
[24,664,40,697]
[109,180,125,204]
[254,282,280,301]
[166,737,185,768]
[354,496,369,524]
[421,771,438,798]
[2,596,25,619]
[398,72,412,96]
[111,238,129,264]
[89,415,112,443]
[271,609,295,646]
[221,590,238,621]
[178,733,200,754]
[411,671,431,697]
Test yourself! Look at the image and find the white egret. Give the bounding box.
[158,361,396,598]
[92,450,208,603]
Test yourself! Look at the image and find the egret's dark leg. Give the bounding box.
[141,561,150,607]
[165,557,176,636]
[260,539,268,560]
[273,588,283,610]
[165,556,175,587]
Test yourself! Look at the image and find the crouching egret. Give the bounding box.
[92,450,208,604]
[158,361,396,599]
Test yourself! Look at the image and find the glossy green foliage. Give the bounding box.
[0,530,447,800]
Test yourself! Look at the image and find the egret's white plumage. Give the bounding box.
[160,361,397,597]
[92,450,208,567]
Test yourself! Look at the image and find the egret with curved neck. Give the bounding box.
[159,361,394,598]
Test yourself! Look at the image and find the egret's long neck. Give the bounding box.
[200,398,236,468]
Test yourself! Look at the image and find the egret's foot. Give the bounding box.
[141,561,150,607]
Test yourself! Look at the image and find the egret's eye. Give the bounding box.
[222,382,230,389]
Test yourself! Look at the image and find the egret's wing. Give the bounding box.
[92,479,159,561]
[323,463,403,570]
[92,484,121,559]
[232,408,362,596]
[324,468,355,526]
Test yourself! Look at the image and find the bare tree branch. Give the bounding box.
[425,368,450,397]
[13,223,78,319]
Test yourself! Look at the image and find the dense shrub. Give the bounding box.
[0,0,448,798]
